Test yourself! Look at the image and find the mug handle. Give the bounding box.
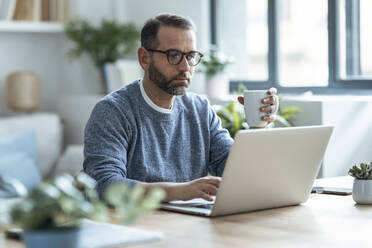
[272,95,279,114]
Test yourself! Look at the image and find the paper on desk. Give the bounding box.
[79,219,163,248]
[313,176,353,189]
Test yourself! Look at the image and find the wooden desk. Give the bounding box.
[3,193,371,248]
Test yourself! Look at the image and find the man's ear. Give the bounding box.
[138,47,150,70]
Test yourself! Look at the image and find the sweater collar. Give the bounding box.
[139,79,174,114]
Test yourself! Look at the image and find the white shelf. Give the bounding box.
[0,21,64,33]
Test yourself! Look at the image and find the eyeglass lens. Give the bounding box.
[167,50,202,66]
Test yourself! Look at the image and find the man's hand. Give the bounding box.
[237,87,278,126]
[138,176,221,202]
[173,176,220,201]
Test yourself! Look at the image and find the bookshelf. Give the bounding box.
[0,21,63,33]
[0,0,68,33]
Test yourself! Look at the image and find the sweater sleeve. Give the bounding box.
[83,99,138,198]
[207,106,234,176]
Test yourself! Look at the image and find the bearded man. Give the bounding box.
[83,14,277,202]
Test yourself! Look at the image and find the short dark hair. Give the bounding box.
[141,14,196,49]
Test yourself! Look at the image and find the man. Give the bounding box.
[83,14,277,202]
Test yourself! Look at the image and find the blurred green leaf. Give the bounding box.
[10,173,165,230]
[75,172,96,189]
[216,101,245,138]
[274,115,291,127]
[129,186,145,203]
[141,188,166,210]
[279,106,301,121]
[65,18,140,68]
[237,84,247,94]
[198,45,233,79]
[104,183,129,206]
[274,95,301,127]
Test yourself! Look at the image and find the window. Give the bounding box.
[278,0,328,86]
[213,0,372,93]
[217,0,268,81]
[338,0,372,79]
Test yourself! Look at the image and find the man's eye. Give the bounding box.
[169,52,182,59]
[186,54,196,61]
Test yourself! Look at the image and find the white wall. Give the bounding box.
[0,33,63,115]
[68,0,117,25]
[0,33,103,116]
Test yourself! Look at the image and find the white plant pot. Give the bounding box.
[352,179,372,204]
[205,73,229,100]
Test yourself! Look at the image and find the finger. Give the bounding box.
[237,96,244,105]
[259,105,272,113]
[261,114,277,123]
[260,104,277,113]
[199,191,214,201]
[201,184,218,196]
[261,96,276,105]
[267,87,277,95]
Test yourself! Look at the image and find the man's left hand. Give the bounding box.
[237,87,278,126]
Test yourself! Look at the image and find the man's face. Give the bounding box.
[148,26,196,95]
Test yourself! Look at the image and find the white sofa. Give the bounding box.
[0,112,83,179]
[0,112,85,226]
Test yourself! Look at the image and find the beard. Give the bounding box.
[148,61,190,95]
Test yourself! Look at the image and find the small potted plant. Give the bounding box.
[274,95,301,127]
[65,18,140,94]
[9,173,165,248]
[348,162,372,204]
[198,46,233,99]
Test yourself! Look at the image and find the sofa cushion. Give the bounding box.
[0,153,41,192]
[54,145,84,177]
[57,94,102,145]
[0,113,62,178]
[0,129,36,160]
[0,130,41,191]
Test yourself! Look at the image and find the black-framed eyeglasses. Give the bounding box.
[146,48,204,66]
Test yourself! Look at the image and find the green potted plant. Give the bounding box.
[198,46,233,99]
[274,95,301,127]
[9,173,165,248]
[65,18,140,94]
[216,101,246,139]
[348,162,372,204]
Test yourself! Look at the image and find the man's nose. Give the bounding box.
[177,56,191,71]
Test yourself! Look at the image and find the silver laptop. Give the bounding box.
[161,125,334,217]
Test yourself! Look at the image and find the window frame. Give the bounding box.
[210,0,372,94]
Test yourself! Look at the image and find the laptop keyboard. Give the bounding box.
[162,199,215,211]
[192,203,214,209]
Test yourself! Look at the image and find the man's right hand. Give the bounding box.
[172,176,221,202]
[138,176,221,202]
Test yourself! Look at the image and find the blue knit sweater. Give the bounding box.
[83,80,233,196]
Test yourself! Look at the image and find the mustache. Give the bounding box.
[171,73,190,82]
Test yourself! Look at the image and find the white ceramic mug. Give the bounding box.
[243,90,279,128]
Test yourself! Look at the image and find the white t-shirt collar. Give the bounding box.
[139,79,173,114]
